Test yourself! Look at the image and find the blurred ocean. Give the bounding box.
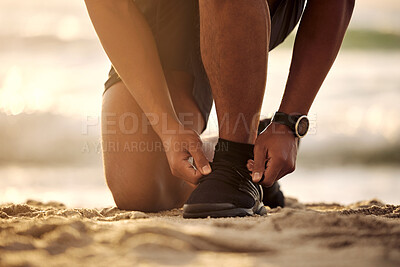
[0,0,399,207]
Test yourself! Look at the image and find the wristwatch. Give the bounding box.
[272,112,309,138]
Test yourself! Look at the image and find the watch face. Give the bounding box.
[296,116,309,138]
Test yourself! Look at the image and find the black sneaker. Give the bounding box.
[183,139,267,218]
[262,182,285,208]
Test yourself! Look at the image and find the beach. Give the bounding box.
[1,198,399,267]
[0,0,399,207]
[1,1,400,266]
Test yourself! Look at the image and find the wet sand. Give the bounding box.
[0,198,399,267]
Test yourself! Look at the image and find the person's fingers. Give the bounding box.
[189,146,211,175]
[275,163,295,181]
[252,145,266,182]
[175,158,203,185]
[261,158,281,187]
[276,169,285,181]
[247,159,254,172]
[168,150,202,184]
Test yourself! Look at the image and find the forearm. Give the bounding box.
[278,0,355,114]
[85,0,180,136]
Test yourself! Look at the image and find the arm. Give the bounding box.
[85,0,178,135]
[279,0,355,114]
[251,0,355,186]
[84,0,211,183]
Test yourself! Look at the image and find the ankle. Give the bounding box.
[219,133,257,145]
[213,138,254,166]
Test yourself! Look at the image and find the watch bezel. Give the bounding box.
[294,115,309,138]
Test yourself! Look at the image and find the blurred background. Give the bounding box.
[0,0,399,207]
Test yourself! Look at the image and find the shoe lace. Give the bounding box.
[199,161,263,202]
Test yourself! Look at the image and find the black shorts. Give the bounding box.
[103,0,306,130]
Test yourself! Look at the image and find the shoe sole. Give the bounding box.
[183,202,267,219]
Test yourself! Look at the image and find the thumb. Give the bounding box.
[179,159,203,184]
[189,146,211,175]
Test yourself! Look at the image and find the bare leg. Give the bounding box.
[102,70,211,212]
[199,0,271,144]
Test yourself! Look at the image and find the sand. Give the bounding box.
[0,198,399,267]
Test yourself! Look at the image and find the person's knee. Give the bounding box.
[113,194,155,212]
[105,169,162,212]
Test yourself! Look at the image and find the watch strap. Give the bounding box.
[272,112,302,133]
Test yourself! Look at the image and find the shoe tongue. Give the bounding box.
[213,138,254,166]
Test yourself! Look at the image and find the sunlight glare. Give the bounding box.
[0,66,25,115]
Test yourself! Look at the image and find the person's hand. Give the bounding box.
[161,127,211,185]
[247,122,298,187]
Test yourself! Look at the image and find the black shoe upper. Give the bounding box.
[185,160,263,209]
[262,181,285,208]
[185,117,286,210]
[185,139,263,209]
